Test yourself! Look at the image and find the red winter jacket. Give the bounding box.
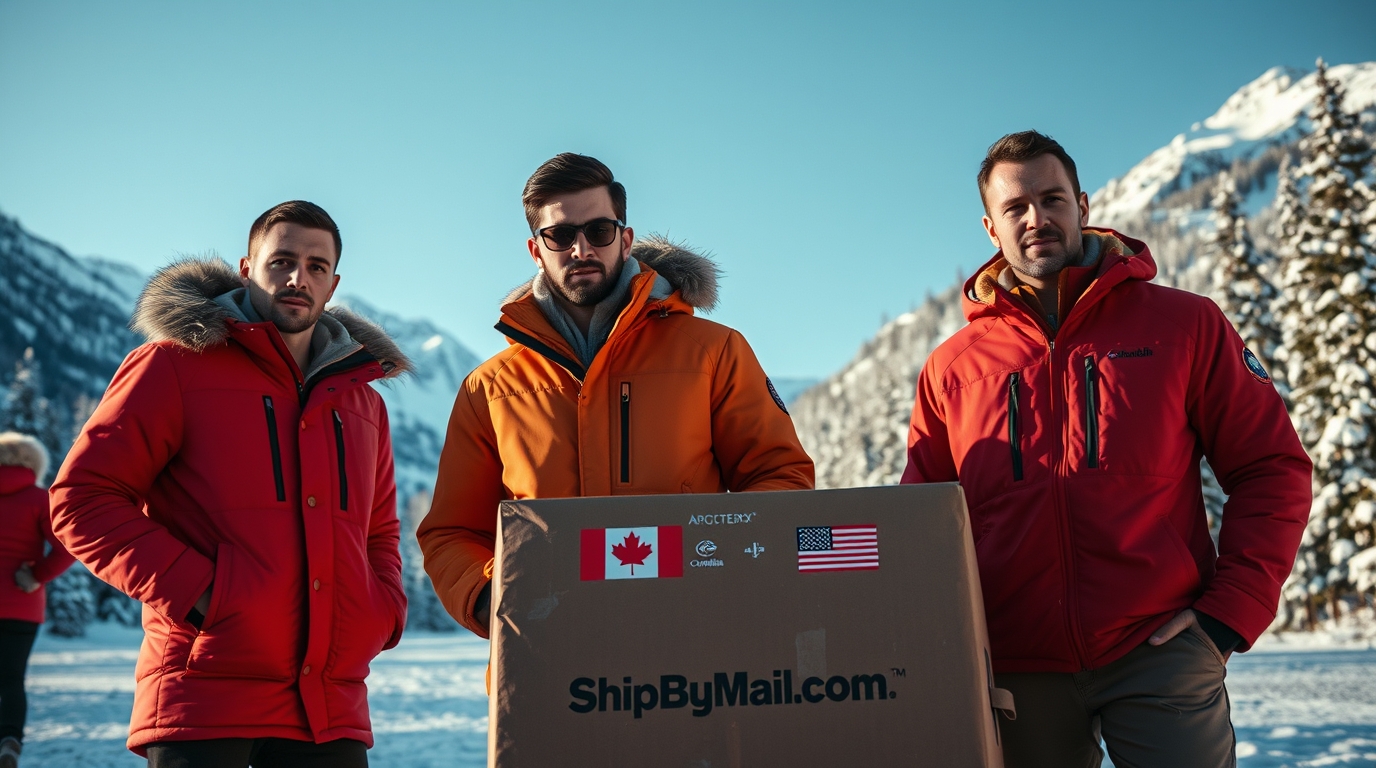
[49,259,410,753]
[0,433,76,623]
[901,229,1311,674]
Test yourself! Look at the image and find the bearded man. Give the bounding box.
[900,131,1311,767]
[419,153,814,636]
[51,201,408,767]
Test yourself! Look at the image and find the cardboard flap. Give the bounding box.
[990,687,1016,720]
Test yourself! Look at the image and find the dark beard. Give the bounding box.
[552,246,626,307]
[1010,229,1083,279]
[267,289,324,334]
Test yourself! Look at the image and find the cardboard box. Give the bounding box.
[489,484,1014,767]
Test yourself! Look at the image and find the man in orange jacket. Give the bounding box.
[419,153,815,635]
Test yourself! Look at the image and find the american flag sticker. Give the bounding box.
[797,525,879,572]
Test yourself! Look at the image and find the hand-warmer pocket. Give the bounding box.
[186,542,298,680]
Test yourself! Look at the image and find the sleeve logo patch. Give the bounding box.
[766,377,789,415]
[1243,348,1271,383]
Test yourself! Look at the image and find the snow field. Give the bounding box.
[21,625,491,767]
[18,625,1376,767]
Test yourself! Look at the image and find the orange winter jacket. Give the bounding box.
[419,239,815,636]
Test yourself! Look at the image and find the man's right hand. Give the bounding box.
[13,562,39,594]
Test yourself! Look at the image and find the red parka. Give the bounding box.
[0,433,75,623]
[49,259,409,753]
[901,229,1311,674]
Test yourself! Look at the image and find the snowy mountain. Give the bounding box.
[334,295,480,500]
[0,212,480,499]
[1093,63,1376,227]
[0,212,142,442]
[793,61,1376,490]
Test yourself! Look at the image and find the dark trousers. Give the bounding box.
[146,738,368,768]
[996,622,1235,768]
[0,619,38,743]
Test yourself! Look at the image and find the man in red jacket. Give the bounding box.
[50,201,409,767]
[901,131,1311,767]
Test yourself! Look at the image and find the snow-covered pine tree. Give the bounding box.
[46,565,96,637]
[401,491,457,632]
[1,348,61,481]
[1275,59,1376,624]
[93,579,141,627]
[1209,172,1286,392]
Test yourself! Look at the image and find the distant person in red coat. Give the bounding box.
[0,431,76,768]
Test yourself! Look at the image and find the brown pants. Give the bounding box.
[995,622,1235,768]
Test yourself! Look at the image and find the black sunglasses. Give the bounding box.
[536,218,625,251]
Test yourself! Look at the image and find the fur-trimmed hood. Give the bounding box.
[0,432,48,481]
[503,235,721,311]
[131,257,412,378]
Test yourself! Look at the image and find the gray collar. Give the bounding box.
[213,288,364,379]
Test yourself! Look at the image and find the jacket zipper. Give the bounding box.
[262,396,286,502]
[333,410,349,511]
[620,382,631,484]
[1048,341,1090,670]
[1007,373,1023,481]
[1083,356,1100,469]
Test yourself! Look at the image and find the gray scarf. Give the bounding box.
[532,259,672,367]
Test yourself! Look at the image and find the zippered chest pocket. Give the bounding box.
[1007,372,1024,481]
[619,382,631,485]
[333,410,349,511]
[1073,343,1189,476]
[262,396,286,502]
[1083,356,1100,469]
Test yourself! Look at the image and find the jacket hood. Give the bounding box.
[0,432,47,486]
[962,228,1156,323]
[503,235,721,312]
[131,257,412,378]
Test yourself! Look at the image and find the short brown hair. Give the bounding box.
[522,153,626,232]
[977,131,1081,211]
[248,200,342,266]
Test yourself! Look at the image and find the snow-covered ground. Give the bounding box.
[22,625,491,767]
[18,624,1376,767]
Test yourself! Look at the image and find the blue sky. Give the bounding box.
[2,0,1373,379]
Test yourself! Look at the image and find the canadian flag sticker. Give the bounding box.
[581,526,683,581]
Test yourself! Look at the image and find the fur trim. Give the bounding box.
[632,236,720,312]
[0,432,48,480]
[131,257,412,378]
[326,306,413,379]
[132,257,241,352]
[503,235,721,312]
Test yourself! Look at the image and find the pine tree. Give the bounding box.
[1209,171,1285,392]
[46,566,96,638]
[401,491,457,632]
[2,348,61,481]
[93,580,142,627]
[1275,59,1376,624]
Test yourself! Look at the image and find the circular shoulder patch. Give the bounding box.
[766,377,789,415]
[1243,348,1271,383]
